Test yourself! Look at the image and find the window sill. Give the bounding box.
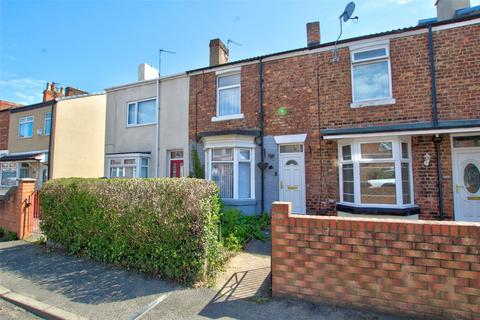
[222,198,256,206]
[337,203,419,216]
[126,122,157,128]
[350,98,396,108]
[211,114,244,122]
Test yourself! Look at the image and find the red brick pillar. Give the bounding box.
[271,202,292,296]
[0,179,36,239]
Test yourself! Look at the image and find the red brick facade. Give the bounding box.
[271,202,480,319]
[189,20,480,219]
[0,110,9,151]
[0,180,37,239]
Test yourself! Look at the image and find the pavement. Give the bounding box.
[0,240,411,320]
[0,298,41,320]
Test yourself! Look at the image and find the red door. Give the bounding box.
[170,159,184,177]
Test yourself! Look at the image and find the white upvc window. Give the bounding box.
[206,147,254,200]
[18,116,34,139]
[338,137,413,208]
[127,98,156,126]
[107,155,150,178]
[0,162,17,186]
[214,72,242,121]
[350,41,394,107]
[44,112,52,135]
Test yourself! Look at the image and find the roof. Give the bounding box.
[187,13,480,74]
[104,72,186,92]
[0,151,46,162]
[320,119,480,137]
[9,100,55,114]
[0,100,23,112]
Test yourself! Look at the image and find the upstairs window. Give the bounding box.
[18,116,34,139]
[44,112,52,135]
[127,99,156,126]
[350,42,393,106]
[217,73,241,117]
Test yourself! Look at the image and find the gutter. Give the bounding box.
[428,25,445,221]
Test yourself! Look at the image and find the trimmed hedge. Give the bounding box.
[40,178,222,285]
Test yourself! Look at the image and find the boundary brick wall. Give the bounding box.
[0,180,36,239]
[271,202,480,319]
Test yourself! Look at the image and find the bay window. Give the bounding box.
[107,155,150,178]
[339,138,413,208]
[207,147,254,200]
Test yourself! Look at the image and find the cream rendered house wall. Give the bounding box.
[51,94,106,178]
[8,105,52,154]
[104,74,189,178]
[158,74,189,177]
[105,80,157,176]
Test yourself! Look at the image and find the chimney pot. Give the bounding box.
[436,0,470,21]
[138,63,159,81]
[306,22,320,47]
[209,38,229,66]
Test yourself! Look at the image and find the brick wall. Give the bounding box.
[0,110,9,150]
[0,180,36,239]
[272,202,480,319]
[189,22,480,216]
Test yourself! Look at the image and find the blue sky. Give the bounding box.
[1,0,479,105]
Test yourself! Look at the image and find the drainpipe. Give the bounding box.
[259,59,265,214]
[47,101,56,182]
[155,76,160,177]
[428,25,445,220]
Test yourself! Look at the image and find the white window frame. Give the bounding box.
[44,112,52,136]
[18,116,34,139]
[106,154,151,178]
[205,146,255,200]
[350,40,395,108]
[126,98,157,127]
[213,71,242,122]
[338,137,414,208]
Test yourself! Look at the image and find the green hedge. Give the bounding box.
[40,178,222,285]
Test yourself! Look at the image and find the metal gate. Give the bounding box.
[28,190,41,234]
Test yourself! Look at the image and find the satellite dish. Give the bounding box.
[333,1,359,62]
[342,2,356,22]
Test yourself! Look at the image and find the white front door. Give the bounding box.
[279,151,306,214]
[453,147,480,222]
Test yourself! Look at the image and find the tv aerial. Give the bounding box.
[333,1,359,62]
[158,49,176,77]
[227,39,242,51]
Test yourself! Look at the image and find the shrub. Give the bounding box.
[220,209,270,251]
[40,177,222,285]
[190,145,205,179]
[6,231,18,241]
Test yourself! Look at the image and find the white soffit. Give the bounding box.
[274,134,307,144]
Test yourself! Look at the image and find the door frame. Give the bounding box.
[278,145,306,214]
[167,149,184,177]
[450,133,480,221]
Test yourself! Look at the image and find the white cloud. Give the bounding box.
[0,77,46,105]
[398,0,413,4]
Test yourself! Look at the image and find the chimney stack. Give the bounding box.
[436,0,470,21]
[43,82,65,102]
[306,22,321,47]
[138,63,159,81]
[209,38,229,66]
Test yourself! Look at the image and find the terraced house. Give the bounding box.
[104,64,189,179]
[188,0,480,221]
[0,83,106,189]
